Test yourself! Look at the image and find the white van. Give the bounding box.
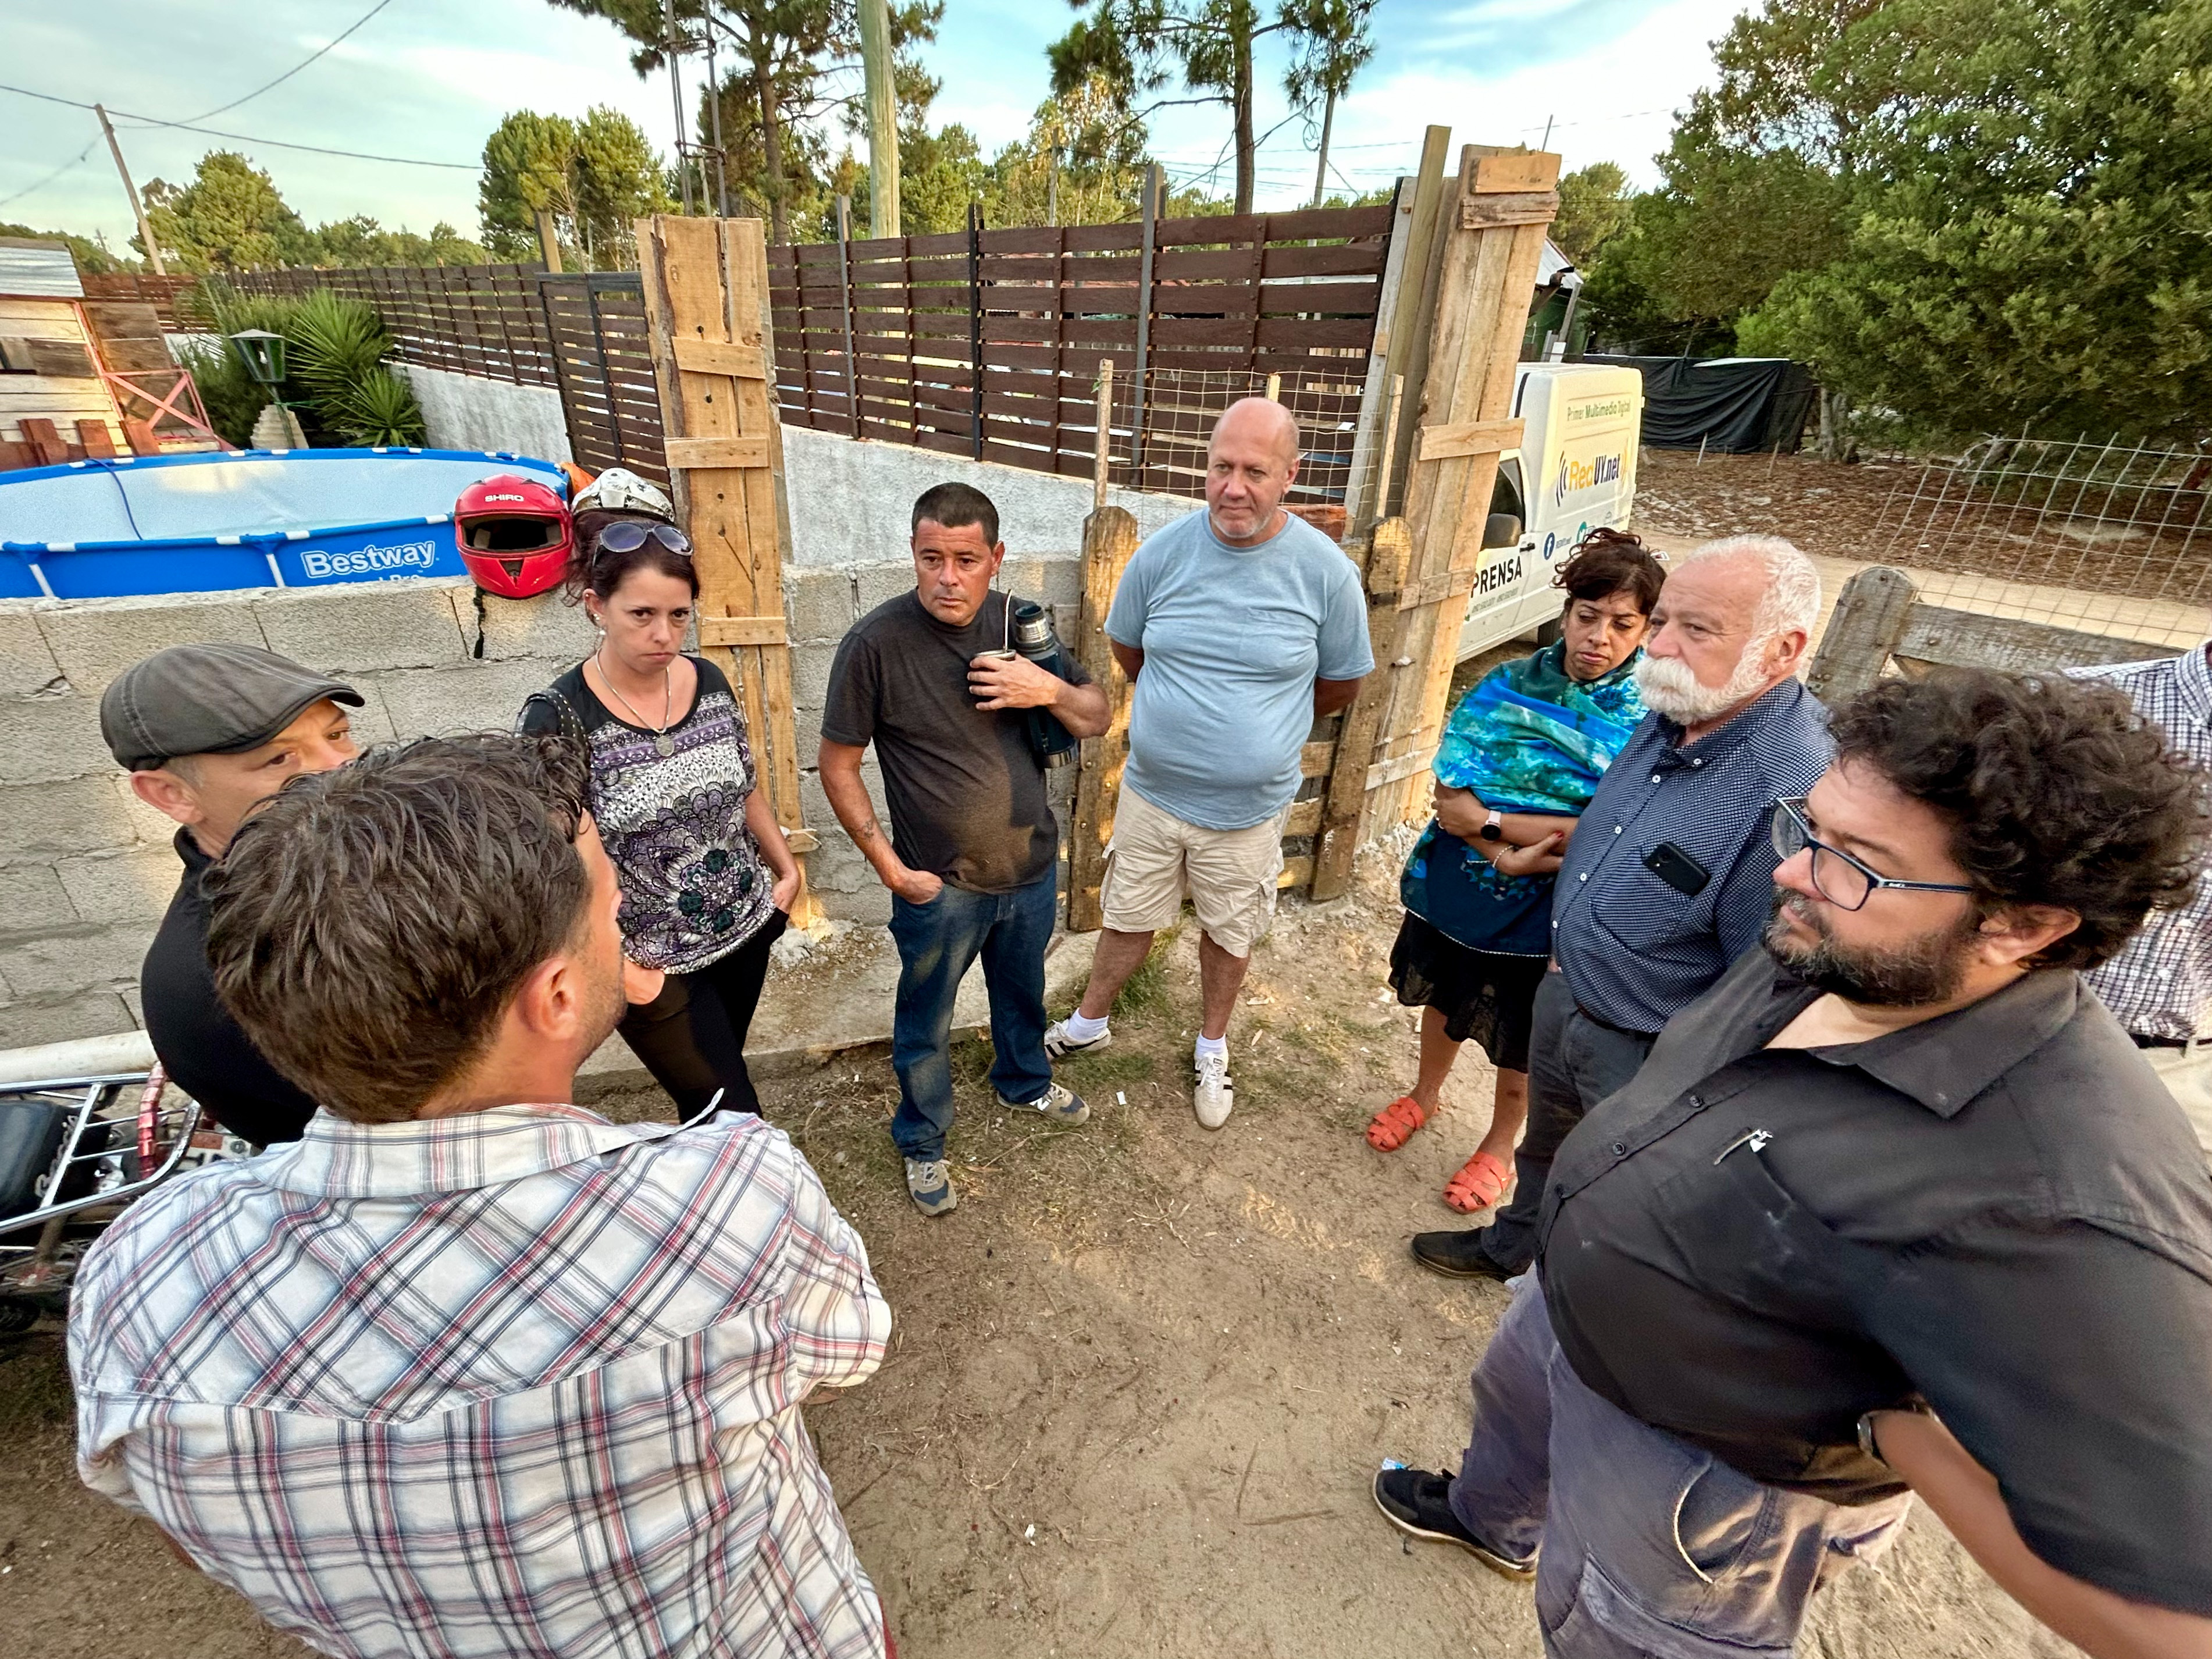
[1456,362,1643,660]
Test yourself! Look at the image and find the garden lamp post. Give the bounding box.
[228,329,305,450]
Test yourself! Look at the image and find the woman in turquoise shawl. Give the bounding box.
[1367,531,1666,1213]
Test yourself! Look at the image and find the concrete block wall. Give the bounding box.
[394,362,574,464]
[0,578,598,1052]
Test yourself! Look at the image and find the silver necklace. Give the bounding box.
[594,643,676,756]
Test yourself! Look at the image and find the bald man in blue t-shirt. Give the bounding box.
[1045,398,1373,1129]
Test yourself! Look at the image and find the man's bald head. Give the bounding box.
[1205,397,1302,545]
[1212,396,1301,465]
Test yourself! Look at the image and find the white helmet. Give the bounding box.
[574,467,675,521]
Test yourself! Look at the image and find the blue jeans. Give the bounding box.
[888,871,1057,1161]
[1452,1276,1912,1658]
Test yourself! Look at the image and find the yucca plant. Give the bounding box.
[334,368,429,446]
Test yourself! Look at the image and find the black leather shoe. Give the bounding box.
[1373,1466,1537,1580]
[1409,1227,1522,1281]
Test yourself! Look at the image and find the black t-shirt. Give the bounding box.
[1539,948,2212,1613]
[138,830,317,1149]
[821,591,1090,893]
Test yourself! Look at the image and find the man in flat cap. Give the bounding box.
[102,645,363,1148]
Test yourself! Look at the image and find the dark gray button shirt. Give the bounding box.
[1549,678,1832,1034]
[1538,948,2212,1612]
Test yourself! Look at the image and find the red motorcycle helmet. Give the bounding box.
[454,474,573,599]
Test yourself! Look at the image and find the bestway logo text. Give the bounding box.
[1552,452,1624,507]
[302,539,436,579]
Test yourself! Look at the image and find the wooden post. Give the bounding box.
[1370,144,1560,835]
[1380,129,1455,523]
[967,200,985,460]
[1066,505,1141,931]
[1092,357,1113,511]
[535,209,564,275]
[1310,515,1413,900]
[635,213,820,921]
[1805,565,1915,702]
[1130,163,1160,480]
[1368,373,1404,533]
[836,194,858,438]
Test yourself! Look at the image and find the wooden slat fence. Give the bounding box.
[218,264,560,387]
[539,274,667,483]
[767,202,1394,497]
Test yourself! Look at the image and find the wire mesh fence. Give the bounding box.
[1128,363,1373,524]
[1873,436,2212,652]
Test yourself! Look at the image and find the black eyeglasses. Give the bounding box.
[1771,796,1978,912]
[595,521,692,556]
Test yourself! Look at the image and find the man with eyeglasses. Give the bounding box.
[1412,535,1831,1281]
[1375,669,2212,1658]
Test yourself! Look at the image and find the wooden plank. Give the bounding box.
[1283,797,1324,837]
[1365,750,1433,791]
[1312,518,1413,899]
[1416,416,1525,462]
[697,614,791,647]
[1805,565,1917,701]
[1469,151,1562,193]
[1067,505,1141,932]
[1460,191,1562,229]
[1893,606,2178,676]
[1299,740,1336,779]
[1276,856,1315,892]
[636,213,814,920]
[1395,565,1478,611]
[672,337,768,379]
[663,434,771,470]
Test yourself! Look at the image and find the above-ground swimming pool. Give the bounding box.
[0,448,569,600]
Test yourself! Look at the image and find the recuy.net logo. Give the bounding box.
[1552,451,1624,508]
[301,538,437,581]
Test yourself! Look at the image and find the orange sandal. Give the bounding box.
[1442,1151,1514,1214]
[1366,1094,1430,1152]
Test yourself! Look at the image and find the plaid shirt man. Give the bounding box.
[71,1103,891,1659]
[2076,645,2212,1041]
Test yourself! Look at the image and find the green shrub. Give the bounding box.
[186,280,428,449]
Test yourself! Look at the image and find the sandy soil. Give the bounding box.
[0,848,2081,1659]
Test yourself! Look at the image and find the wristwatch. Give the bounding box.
[1478,809,1505,842]
[1856,1397,1936,1465]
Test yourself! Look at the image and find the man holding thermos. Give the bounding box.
[820,483,1111,1215]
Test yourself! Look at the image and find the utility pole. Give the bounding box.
[664,0,692,215]
[1047,149,1059,226]
[1309,86,1336,209]
[859,0,899,236]
[95,105,164,276]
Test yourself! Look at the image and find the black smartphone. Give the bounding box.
[1643,841,1711,897]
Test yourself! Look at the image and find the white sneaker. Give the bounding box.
[1043,1018,1112,1060]
[1194,1051,1234,1130]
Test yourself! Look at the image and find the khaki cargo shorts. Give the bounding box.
[1100,786,1286,959]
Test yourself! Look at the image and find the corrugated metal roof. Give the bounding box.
[0,238,85,298]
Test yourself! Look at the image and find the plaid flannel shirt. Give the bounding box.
[70,1103,891,1659]
[2076,646,2212,1042]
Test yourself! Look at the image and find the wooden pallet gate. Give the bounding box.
[633,215,820,920]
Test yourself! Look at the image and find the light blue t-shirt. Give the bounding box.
[1106,508,1374,830]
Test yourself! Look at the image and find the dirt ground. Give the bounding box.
[0,842,2079,1659]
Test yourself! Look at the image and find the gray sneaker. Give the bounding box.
[996,1079,1089,1125]
[904,1156,957,1216]
[1042,1019,1112,1060]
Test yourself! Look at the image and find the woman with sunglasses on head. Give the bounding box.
[518,469,802,1121]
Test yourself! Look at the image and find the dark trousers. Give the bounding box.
[1452,1274,1910,1656]
[1477,970,1657,1274]
[888,871,1056,1161]
[618,912,788,1122]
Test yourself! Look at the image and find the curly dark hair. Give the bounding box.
[1828,669,2207,971]
[205,732,597,1124]
[1553,527,1665,615]
[562,507,700,606]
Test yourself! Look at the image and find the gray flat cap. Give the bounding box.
[100,644,364,772]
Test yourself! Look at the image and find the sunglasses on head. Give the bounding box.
[595,521,693,556]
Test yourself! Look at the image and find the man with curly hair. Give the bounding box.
[1377,669,2212,1658]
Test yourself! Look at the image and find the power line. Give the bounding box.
[0,136,99,212]
[0,81,476,169]
[180,0,401,124]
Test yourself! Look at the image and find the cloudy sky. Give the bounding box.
[0,0,1747,251]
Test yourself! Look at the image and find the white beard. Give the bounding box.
[1636,647,1772,725]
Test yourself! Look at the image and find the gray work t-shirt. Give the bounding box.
[1105,508,1373,830]
[821,590,1091,893]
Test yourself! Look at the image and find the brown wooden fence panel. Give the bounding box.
[540,273,667,483]
[765,203,1394,499]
